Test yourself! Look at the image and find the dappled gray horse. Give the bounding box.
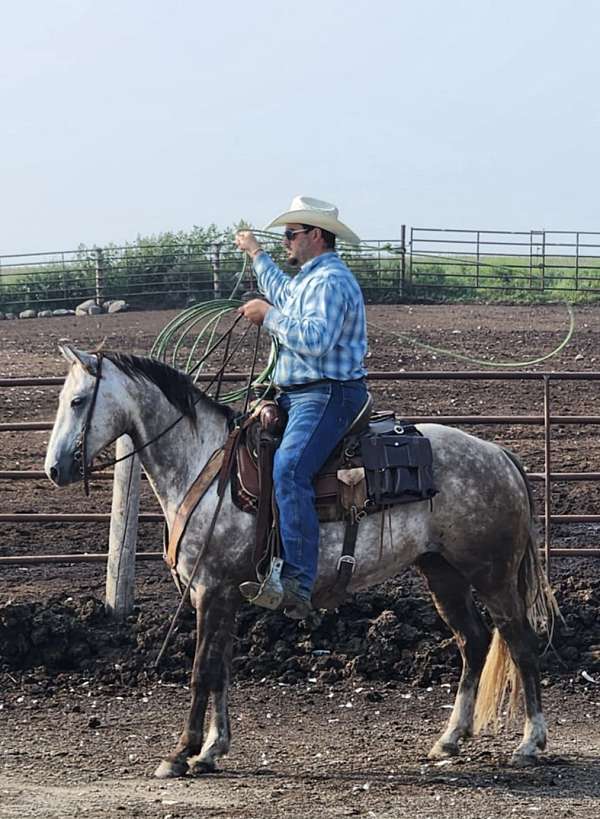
[45,345,556,777]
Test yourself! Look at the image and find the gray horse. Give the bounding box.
[45,344,557,777]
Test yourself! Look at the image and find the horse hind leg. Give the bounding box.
[416,553,491,760]
[475,593,547,767]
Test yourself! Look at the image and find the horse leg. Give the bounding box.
[190,661,233,774]
[502,621,546,766]
[477,592,546,767]
[416,553,491,760]
[154,586,238,778]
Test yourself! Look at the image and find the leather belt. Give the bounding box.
[278,377,365,394]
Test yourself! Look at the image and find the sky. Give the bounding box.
[2,0,600,253]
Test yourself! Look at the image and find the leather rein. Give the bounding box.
[75,315,254,495]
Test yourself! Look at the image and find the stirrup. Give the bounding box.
[239,557,284,610]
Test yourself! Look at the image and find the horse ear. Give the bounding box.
[58,341,98,376]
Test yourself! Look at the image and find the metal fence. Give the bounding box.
[1,370,600,575]
[409,228,600,295]
[0,238,406,314]
[2,227,600,312]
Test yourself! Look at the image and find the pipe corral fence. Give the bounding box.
[1,370,600,616]
[2,227,600,314]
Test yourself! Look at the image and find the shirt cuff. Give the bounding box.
[263,305,283,334]
[252,250,269,272]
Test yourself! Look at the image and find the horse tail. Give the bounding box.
[474,447,560,734]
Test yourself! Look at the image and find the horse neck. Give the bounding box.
[129,385,229,515]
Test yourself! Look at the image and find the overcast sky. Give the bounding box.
[2,0,599,252]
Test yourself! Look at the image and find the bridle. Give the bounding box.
[72,314,266,496]
[69,319,269,665]
[74,352,105,497]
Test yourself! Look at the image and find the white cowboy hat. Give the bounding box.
[264,195,361,245]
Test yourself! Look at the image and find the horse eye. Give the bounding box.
[70,396,85,408]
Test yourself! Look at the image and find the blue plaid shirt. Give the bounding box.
[253,251,367,387]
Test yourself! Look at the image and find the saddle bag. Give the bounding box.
[359,418,437,506]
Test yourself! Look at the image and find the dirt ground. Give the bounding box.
[1,303,600,818]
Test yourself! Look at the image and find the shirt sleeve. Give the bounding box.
[262,274,348,357]
[253,252,293,310]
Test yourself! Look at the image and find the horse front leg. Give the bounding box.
[154,585,239,779]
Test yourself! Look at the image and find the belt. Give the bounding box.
[278,378,365,393]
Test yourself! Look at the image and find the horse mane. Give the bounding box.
[101,351,233,423]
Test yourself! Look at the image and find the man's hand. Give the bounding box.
[238,298,271,326]
[235,230,261,257]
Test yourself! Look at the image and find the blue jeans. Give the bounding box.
[274,379,368,598]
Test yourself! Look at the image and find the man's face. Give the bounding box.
[283,223,319,267]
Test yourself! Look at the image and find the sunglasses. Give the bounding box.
[283,227,314,242]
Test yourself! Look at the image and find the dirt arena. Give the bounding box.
[1,303,600,818]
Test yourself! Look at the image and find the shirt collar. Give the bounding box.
[298,252,338,277]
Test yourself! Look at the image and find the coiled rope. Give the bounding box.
[151,230,576,400]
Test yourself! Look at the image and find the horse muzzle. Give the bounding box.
[45,451,82,487]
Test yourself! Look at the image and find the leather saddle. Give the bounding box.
[231,394,375,523]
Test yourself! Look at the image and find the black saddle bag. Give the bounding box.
[359,416,437,506]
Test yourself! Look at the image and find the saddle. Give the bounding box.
[164,396,437,604]
[230,397,438,602]
[232,398,436,516]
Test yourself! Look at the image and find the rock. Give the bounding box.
[52,309,74,317]
[0,312,4,320]
[37,310,53,318]
[107,300,129,314]
[4,313,16,320]
[19,309,37,319]
[75,299,102,316]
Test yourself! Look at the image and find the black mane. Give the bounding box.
[103,352,233,422]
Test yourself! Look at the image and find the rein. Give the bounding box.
[75,352,105,496]
[82,316,253,485]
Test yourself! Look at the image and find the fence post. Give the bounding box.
[575,231,580,291]
[399,225,406,295]
[543,376,552,578]
[541,231,546,291]
[95,247,105,306]
[212,242,222,299]
[105,435,141,619]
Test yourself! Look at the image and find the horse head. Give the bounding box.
[45,343,130,487]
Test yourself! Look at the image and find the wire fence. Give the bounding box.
[2,226,600,313]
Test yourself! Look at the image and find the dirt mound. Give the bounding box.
[2,566,598,692]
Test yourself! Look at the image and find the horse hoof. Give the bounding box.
[190,760,217,776]
[154,759,189,779]
[510,752,538,768]
[428,742,459,760]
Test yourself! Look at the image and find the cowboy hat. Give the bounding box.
[264,195,360,245]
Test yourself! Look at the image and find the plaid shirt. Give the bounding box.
[253,251,367,387]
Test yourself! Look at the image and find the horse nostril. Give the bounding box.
[50,466,59,483]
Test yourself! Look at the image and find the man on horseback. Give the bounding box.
[235,196,368,619]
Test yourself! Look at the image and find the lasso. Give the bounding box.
[151,231,575,401]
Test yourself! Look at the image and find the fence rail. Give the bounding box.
[4,225,600,312]
[409,228,600,295]
[2,371,600,573]
[0,238,405,313]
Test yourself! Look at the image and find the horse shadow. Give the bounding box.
[191,753,600,801]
